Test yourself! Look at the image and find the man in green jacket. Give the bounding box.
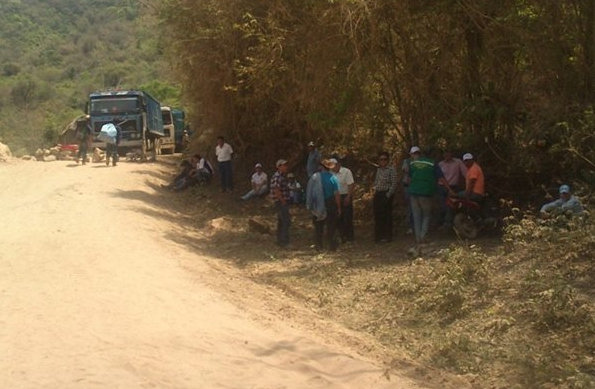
[408,146,453,245]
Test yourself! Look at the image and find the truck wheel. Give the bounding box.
[453,213,479,239]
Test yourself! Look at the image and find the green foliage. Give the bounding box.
[0,0,179,154]
[158,0,594,194]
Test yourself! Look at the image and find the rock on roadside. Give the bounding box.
[0,142,12,162]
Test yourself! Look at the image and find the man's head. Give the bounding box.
[409,146,421,160]
[307,141,315,149]
[321,158,336,171]
[276,159,288,173]
[559,184,571,200]
[462,152,474,167]
[287,172,296,181]
[254,163,263,172]
[378,152,390,166]
[216,136,224,146]
[329,158,340,172]
[443,150,454,161]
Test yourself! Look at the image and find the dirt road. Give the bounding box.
[0,159,425,389]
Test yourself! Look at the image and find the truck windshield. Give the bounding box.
[90,97,140,115]
[162,111,173,125]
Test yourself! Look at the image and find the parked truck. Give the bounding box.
[172,109,187,152]
[87,90,164,160]
[159,106,177,154]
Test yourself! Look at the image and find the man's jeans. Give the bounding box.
[276,202,291,246]
[410,195,433,243]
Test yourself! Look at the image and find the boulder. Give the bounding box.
[43,155,57,162]
[0,142,11,162]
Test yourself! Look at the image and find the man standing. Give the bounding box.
[408,146,452,245]
[439,150,467,227]
[311,159,341,251]
[215,136,233,192]
[105,123,121,167]
[332,157,355,242]
[373,151,397,243]
[270,159,291,247]
[306,141,321,178]
[75,121,92,165]
[460,153,484,202]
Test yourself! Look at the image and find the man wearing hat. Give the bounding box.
[460,153,485,202]
[332,157,355,242]
[241,163,268,200]
[271,159,291,247]
[310,159,341,251]
[540,184,584,216]
[306,141,321,178]
[408,146,452,245]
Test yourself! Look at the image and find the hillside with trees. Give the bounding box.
[157,0,594,199]
[0,0,178,154]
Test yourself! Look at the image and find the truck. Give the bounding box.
[87,90,164,160]
[159,106,181,155]
[171,109,187,152]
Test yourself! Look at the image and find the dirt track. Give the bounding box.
[0,158,428,389]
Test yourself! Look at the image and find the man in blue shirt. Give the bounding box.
[306,141,321,178]
[312,159,341,251]
[540,184,584,217]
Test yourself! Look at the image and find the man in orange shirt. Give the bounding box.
[460,153,485,202]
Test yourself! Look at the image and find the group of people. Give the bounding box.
[167,136,585,252]
[270,142,355,250]
[162,153,213,191]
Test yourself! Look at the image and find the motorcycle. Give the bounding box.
[446,194,500,239]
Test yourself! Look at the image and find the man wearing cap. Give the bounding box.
[460,153,484,202]
[332,157,355,242]
[271,159,291,247]
[215,136,234,192]
[373,151,397,243]
[408,146,452,245]
[241,163,268,200]
[311,159,341,251]
[306,141,321,178]
[439,150,467,227]
[540,184,584,216]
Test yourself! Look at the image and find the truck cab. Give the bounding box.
[159,106,176,154]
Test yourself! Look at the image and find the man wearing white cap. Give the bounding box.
[241,163,268,200]
[408,146,452,245]
[460,153,485,202]
[332,157,355,242]
[540,184,584,216]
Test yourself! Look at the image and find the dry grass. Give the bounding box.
[160,164,594,389]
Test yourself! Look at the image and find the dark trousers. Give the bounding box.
[218,160,233,191]
[374,191,394,242]
[313,199,338,251]
[276,202,290,246]
[105,143,118,165]
[338,194,354,242]
[77,141,88,164]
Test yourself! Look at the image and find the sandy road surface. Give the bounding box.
[0,159,425,389]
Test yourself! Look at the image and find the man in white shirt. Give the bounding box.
[241,163,268,200]
[331,157,355,242]
[215,136,234,192]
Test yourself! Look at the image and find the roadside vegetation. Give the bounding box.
[169,181,594,388]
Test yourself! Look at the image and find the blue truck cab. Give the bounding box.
[88,90,164,159]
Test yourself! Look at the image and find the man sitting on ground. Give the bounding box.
[241,163,268,200]
[540,184,584,217]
